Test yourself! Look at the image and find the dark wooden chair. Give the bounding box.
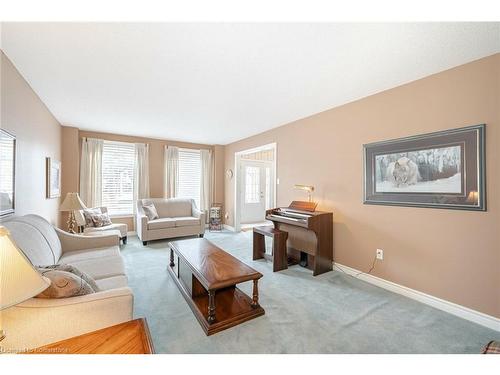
[252,226,288,272]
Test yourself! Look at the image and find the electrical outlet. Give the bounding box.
[376,249,384,260]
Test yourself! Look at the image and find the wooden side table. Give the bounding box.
[26,318,154,354]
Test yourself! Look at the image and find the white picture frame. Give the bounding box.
[46,157,61,199]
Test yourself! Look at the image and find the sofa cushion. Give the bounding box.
[5,215,63,264]
[67,255,125,281]
[148,217,176,230]
[175,216,201,227]
[95,275,128,291]
[21,215,63,261]
[83,223,128,238]
[2,220,57,266]
[59,246,121,264]
[143,198,192,218]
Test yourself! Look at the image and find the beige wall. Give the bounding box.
[224,54,500,318]
[61,128,224,231]
[1,52,62,226]
[213,145,225,205]
[60,126,79,226]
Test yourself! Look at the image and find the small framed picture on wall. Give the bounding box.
[46,157,61,199]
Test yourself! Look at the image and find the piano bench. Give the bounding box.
[253,226,288,272]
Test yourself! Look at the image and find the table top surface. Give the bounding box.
[169,238,262,290]
[28,318,154,354]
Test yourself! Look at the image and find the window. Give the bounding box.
[265,166,271,209]
[245,166,260,204]
[178,148,201,209]
[102,140,135,215]
[0,134,15,202]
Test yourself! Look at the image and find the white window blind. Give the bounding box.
[102,140,135,215]
[178,148,201,209]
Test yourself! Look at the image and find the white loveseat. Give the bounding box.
[136,198,205,245]
[1,214,133,351]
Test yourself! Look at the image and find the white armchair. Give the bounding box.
[74,206,128,244]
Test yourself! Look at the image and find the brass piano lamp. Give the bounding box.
[294,184,315,202]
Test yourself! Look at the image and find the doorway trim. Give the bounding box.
[234,142,277,232]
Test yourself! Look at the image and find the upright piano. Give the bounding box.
[266,201,333,276]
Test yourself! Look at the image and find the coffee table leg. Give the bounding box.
[251,279,260,308]
[169,248,175,267]
[208,290,216,324]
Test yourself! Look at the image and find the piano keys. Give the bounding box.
[266,201,333,276]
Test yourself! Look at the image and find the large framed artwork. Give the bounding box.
[363,124,485,211]
[0,129,16,217]
[46,157,62,199]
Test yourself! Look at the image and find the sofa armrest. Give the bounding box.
[193,208,206,222]
[0,287,134,352]
[136,214,148,241]
[55,227,120,253]
[192,208,203,219]
[192,208,206,234]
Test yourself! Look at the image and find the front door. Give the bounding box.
[241,161,268,223]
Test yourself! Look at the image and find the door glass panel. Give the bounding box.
[265,167,271,209]
[245,166,260,204]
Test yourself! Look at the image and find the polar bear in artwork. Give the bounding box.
[386,157,420,188]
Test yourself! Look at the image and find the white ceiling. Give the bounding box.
[2,23,499,145]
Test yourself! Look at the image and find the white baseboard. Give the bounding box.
[334,263,500,332]
[223,224,236,232]
[126,231,137,236]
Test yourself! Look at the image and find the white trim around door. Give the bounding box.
[234,142,277,232]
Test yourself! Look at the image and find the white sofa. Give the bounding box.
[74,206,128,244]
[136,198,205,245]
[1,214,133,352]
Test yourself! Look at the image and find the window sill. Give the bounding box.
[109,214,134,219]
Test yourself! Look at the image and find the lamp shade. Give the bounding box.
[467,191,479,204]
[0,227,50,310]
[60,192,86,212]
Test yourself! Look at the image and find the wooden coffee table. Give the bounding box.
[167,238,264,335]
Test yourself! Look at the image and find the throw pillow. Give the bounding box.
[91,212,113,227]
[142,203,159,220]
[52,264,101,291]
[82,207,102,227]
[36,264,100,299]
